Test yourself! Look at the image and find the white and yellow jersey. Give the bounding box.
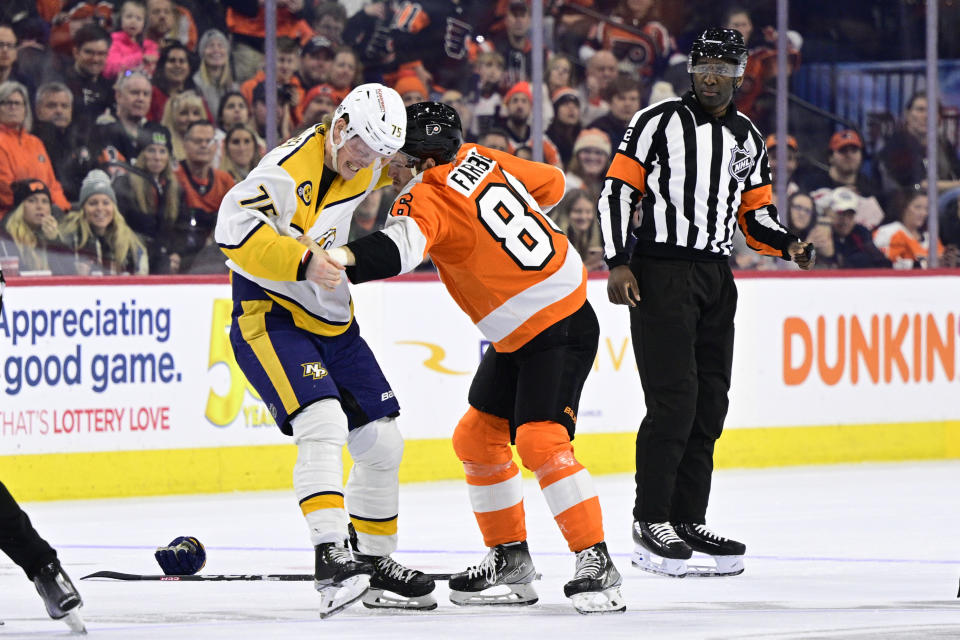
[215,124,391,336]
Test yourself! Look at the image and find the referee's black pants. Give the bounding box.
[0,481,57,580]
[628,255,737,524]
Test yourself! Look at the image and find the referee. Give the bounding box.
[597,28,814,577]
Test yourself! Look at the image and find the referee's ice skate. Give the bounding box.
[563,542,626,614]
[675,523,746,577]
[355,554,437,611]
[632,521,745,577]
[32,561,86,634]
[448,541,540,606]
[313,542,371,618]
[631,521,693,577]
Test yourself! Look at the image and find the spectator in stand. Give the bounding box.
[60,168,149,275]
[47,1,114,61]
[295,83,343,129]
[498,81,562,168]
[33,82,93,202]
[145,0,197,51]
[878,92,960,197]
[564,128,611,200]
[149,43,201,122]
[800,129,885,230]
[311,2,347,46]
[553,188,605,271]
[92,70,154,168]
[546,86,582,168]
[0,23,32,96]
[160,89,206,163]
[113,122,183,272]
[726,5,801,126]
[587,72,641,150]
[193,29,236,117]
[581,0,673,83]
[809,186,890,269]
[298,35,335,91]
[218,123,261,182]
[240,37,304,119]
[394,73,429,108]
[546,54,577,102]
[579,50,617,125]
[218,90,251,131]
[467,50,505,139]
[785,191,817,242]
[250,82,294,143]
[225,0,313,83]
[0,179,73,275]
[328,46,361,96]
[939,199,960,267]
[0,81,71,216]
[477,127,510,153]
[61,24,113,130]
[873,189,942,269]
[172,120,234,271]
[105,0,160,81]
[765,133,800,205]
[487,0,534,88]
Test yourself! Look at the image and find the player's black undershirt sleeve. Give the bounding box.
[344,232,404,284]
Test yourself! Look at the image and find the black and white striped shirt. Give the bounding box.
[597,91,797,266]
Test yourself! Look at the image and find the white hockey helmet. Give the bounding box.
[331,83,407,157]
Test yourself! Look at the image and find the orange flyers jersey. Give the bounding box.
[384,144,586,352]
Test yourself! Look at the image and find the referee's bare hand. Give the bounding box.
[788,240,815,271]
[607,265,641,307]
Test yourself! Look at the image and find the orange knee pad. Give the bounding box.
[452,407,512,465]
[514,421,574,473]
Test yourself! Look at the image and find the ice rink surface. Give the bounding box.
[2,461,959,639]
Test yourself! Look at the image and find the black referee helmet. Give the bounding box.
[689,28,748,75]
[401,102,463,166]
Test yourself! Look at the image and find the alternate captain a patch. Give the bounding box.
[728,145,753,183]
[297,180,313,206]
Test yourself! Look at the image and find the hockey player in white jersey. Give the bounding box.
[215,83,436,617]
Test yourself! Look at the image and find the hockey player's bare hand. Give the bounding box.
[299,235,345,290]
[607,265,640,307]
[788,240,815,270]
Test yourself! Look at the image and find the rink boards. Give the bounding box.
[2,271,959,500]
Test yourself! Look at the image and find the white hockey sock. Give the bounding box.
[291,399,349,546]
[346,417,403,556]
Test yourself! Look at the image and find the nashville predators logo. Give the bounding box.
[297,180,313,206]
[301,362,328,380]
[728,145,753,183]
[425,124,442,135]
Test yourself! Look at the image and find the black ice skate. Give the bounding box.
[631,521,693,578]
[356,554,437,611]
[313,542,372,618]
[32,561,86,633]
[563,542,626,614]
[674,523,746,577]
[448,541,540,606]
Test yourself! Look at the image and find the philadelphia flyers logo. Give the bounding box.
[425,124,441,135]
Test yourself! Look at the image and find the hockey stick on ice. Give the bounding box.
[81,570,454,581]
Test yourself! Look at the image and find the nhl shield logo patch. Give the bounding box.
[728,145,753,183]
[425,124,442,135]
[297,180,313,206]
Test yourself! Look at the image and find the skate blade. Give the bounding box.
[362,588,438,611]
[63,609,87,634]
[684,555,745,578]
[569,586,627,615]
[449,582,538,607]
[630,545,688,578]
[317,575,370,619]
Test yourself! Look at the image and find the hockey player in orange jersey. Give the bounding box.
[317,102,625,614]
